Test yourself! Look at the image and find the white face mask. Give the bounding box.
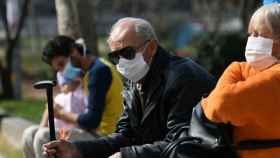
[117,44,150,82]
[245,36,277,70]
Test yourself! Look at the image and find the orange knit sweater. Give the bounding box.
[202,62,280,158]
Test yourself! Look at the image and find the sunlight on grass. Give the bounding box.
[0,99,45,123]
[0,135,22,158]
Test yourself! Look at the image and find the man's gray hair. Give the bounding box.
[110,17,159,42]
[252,3,280,38]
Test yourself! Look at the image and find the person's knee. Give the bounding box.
[33,128,50,158]
[67,128,96,141]
[33,128,50,152]
[34,128,50,144]
[22,125,39,146]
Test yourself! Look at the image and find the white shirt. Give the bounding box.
[54,85,86,129]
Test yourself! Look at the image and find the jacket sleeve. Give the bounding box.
[202,62,280,126]
[73,98,137,158]
[120,141,168,158]
[119,74,216,158]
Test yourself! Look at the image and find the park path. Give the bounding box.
[0,153,5,158]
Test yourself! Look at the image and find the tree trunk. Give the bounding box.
[55,0,81,39]
[55,0,99,55]
[0,0,29,99]
[76,0,99,55]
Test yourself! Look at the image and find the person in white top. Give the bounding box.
[54,75,86,129]
[22,65,95,158]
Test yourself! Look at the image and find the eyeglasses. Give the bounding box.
[107,40,150,65]
[108,47,137,64]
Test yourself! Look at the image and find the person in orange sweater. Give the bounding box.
[202,3,280,158]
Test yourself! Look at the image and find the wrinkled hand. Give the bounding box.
[43,139,82,158]
[109,152,121,158]
[53,103,64,119]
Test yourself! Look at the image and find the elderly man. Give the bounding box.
[43,17,215,158]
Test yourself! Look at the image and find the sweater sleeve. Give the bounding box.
[77,64,112,130]
[202,62,280,126]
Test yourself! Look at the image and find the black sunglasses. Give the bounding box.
[108,47,137,65]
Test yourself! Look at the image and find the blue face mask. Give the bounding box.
[62,62,84,83]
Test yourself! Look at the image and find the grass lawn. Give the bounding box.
[0,98,45,123]
[0,98,45,158]
[0,135,22,158]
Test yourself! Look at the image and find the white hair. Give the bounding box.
[109,17,159,42]
[252,3,280,38]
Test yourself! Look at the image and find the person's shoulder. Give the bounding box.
[168,56,212,78]
[262,63,280,78]
[169,56,196,68]
[162,55,215,89]
[269,63,280,71]
[89,58,111,74]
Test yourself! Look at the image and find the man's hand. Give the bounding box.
[43,139,82,158]
[109,152,121,158]
[54,103,64,119]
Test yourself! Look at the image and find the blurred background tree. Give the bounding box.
[188,0,262,77]
[0,0,264,100]
[0,0,29,99]
[55,0,99,55]
[0,1,272,157]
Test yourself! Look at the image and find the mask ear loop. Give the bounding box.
[75,38,87,57]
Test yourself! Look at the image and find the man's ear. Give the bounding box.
[70,47,81,57]
[147,40,157,58]
[69,47,76,56]
[150,40,157,54]
[144,40,157,64]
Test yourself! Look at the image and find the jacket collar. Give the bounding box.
[139,45,171,123]
[141,45,170,93]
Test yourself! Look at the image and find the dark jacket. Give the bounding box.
[74,46,216,158]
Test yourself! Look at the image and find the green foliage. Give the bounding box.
[22,54,53,79]
[0,99,45,123]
